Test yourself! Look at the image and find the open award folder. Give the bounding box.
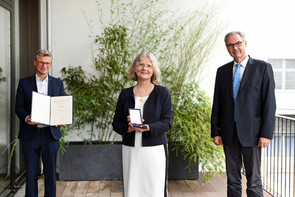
[31,91,73,126]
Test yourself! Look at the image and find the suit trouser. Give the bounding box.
[223,127,263,197]
[22,127,59,197]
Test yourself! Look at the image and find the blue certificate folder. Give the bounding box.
[128,108,147,129]
[31,91,73,126]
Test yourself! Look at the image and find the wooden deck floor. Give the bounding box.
[14,173,272,197]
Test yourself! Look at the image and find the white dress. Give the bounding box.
[122,96,167,197]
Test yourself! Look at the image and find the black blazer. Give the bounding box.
[15,75,65,142]
[112,85,173,146]
[211,56,276,147]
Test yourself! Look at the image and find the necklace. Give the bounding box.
[134,84,154,102]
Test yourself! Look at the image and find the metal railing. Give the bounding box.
[262,115,295,197]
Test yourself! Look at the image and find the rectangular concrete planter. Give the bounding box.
[58,142,198,181]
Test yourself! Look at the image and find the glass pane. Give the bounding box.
[267,136,281,157]
[274,71,282,89]
[286,59,295,69]
[269,59,283,69]
[0,6,11,192]
[284,136,295,157]
[286,72,295,90]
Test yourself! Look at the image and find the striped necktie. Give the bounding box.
[233,64,242,100]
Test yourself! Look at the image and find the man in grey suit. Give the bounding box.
[211,31,276,196]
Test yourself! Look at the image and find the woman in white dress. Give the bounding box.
[112,52,173,197]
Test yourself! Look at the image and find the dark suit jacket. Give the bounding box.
[211,56,276,147]
[112,85,173,146]
[15,74,65,142]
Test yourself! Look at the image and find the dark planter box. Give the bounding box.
[59,143,122,181]
[58,142,198,181]
[168,146,199,180]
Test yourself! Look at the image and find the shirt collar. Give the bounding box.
[234,55,249,68]
[35,74,48,82]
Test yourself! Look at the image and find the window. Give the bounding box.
[0,4,10,192]
[269,59,295,90]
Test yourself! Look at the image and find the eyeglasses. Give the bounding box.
[226,41,244,48]
[137,64,153,69]
[37,61,51,66]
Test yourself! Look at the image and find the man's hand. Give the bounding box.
[258,137,271,148]
[213,136,223,146]
[26,115,38,125]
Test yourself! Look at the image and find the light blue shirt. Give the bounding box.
[35,74,49,95]
[35,74,49,127]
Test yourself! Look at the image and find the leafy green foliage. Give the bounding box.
[1,139,18,179]
[61,0,225,179]
[61,25,131,143]
[169,82,224,181]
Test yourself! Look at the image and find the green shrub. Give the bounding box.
[61,25,131,143]
[61,0,225,180]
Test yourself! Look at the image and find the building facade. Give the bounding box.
[0,0,294,195]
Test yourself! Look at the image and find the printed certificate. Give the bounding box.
[31,91,73,125]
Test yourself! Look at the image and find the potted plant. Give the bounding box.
[58,25,130,180]
[58,0,225,181]
[168,83,224,181]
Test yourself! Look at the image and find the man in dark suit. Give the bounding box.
[15,49,65,197]
[211,31,276,196]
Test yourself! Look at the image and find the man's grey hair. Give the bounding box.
[35,49,52,60]
[224,31,246,43]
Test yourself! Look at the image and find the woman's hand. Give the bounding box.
[134,124,150,133]
[127,122,135,133]
[127,116,135,133]
[127,116,149,133]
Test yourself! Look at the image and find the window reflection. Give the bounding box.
[0,5,11,192]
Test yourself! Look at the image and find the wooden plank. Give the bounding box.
[207,173,227,193]
[201,192,220,197]
[75,181,89,196]
[110,193,123,197]
[168,180,184,197]
[16,173,274,197]
[181,192,197,197]
[87,181,101,193]
[38,178,45,196]
[57,181,68,196]
[176,180,193,192]
[110,181,123,193]
[86,193,99,197]
[98,181,111,197]
[185,180,202,193]
[62,181,79,197]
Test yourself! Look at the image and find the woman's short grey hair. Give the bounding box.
[128,52,161,84]
[224,31,246,43]
[35,49,52,60]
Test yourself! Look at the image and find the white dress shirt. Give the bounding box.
[233,55,249,80]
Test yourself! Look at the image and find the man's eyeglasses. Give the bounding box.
[37,61,51,66]
[226,41,244,48]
